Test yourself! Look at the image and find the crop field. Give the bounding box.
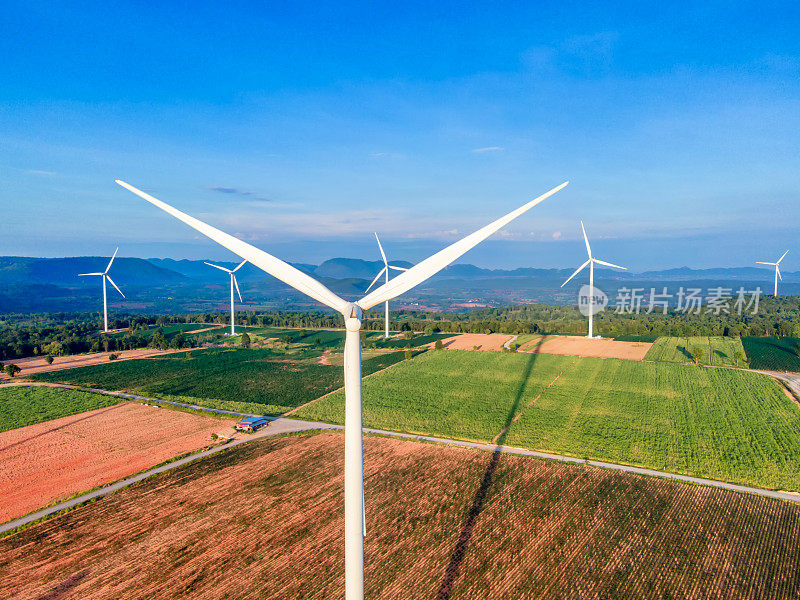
[297,351,576,441]
[614,334,659,342]
[0,386,120,432]
[0,400,230,522]
[297,350,800,490]
[372,332,454,349]
[2,432,797,599]
[645,336,747,366]
[742,337,800,371]
[32,347,409,416]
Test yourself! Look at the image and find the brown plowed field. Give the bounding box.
[2,432,797,599]
[0,402,231,522]
[440,333,514,351]
[0,348,188,379]
[521,334,653,360]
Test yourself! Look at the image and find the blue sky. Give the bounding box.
[1,1,799,270]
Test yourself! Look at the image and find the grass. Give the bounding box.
[614,334,659,342]
[296,351,575,441]
[297,349,800,491]
[742,337,800,371]
[645,336,747,366]
[0,386,121,432]
[32,347,408,416]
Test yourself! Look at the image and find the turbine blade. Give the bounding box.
[78,273,104,276]
[204,261,233,273]
[580,221,592,258]
[561,259,590,287]
[233,275,243,302]
[593,258,626,270]
[777,250,789,264]
[374,232,388,266]
[388,265,408,271]
[105,247,119,273]
[365,267,387,293]
[233,259,248,272]
[106,276,125,298]
[359,181,569,310]
[777,265,783,281]
[755,262,776,265]
[117,181,350,314]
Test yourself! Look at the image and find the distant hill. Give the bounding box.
[0,257,188,287]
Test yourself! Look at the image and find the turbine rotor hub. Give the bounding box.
[344,303,363,330]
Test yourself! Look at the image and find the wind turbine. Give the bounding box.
[78,248,125,333]
[115,178,568,600]
[561,221,626,339]
[756,250,789,297]
[365,233,408,338]
[205,260,247,335]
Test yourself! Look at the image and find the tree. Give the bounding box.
[404,349,412,360]
[4,364,21,378]
[691,346,703,365]
[434,340,444,350]
[45,355,54,365]
[734,350,746,368]
[150,330,167,350]
[241,332,251,349]
[171,333,185,349]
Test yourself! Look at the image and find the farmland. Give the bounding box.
[0,386,120,432]
[645,336,747,366]
[742,337,800,371]
[297,350,800,490]
[32,347,409,416]
[0,399,230,522]
[1,432,797,599]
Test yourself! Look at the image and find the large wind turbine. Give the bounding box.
[365,233,408,338]
[78,248,125,333]
[205,260,247,335]
[756,250,789,297]
[561,221,626,339]
[115,178,568,600]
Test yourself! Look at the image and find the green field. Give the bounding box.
[645,336,747,366]
[742,337,800,371]
[614,334,659,342]
[296,350,800,490]
[32,347,409,416]
[0,386,121,432]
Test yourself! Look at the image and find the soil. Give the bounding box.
[0,402,232,522]
[439,334,515,351]
[520,335,653,360]
[0,349,189,380]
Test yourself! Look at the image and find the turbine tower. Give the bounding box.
[205,260,247,335]
[756,250,789,297]
[116,178,568,600]
[561,221,626,339]
[365,233,408,338]
[78,248,125,333]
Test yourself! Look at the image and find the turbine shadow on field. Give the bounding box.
[434,339,544,600]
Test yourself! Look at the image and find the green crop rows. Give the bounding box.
[742,337,800,371]
[296,350,800,490]
[0,386,121,432]
[645,336,746,366]
[32,347,408,416]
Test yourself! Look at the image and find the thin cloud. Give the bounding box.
[208,185,271,202]
[471,146,504,154]
[25,169,56,177]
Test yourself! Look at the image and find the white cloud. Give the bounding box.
[471,146,504,154]
[25,169,56,177]
[552,231,562,240]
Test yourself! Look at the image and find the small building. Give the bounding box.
[234,416,270,432]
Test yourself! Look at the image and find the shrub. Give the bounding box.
[45,355,54,365]
[435,340,444,350]
[4,364,21,378]
[404,349,413,360]
[241,332,251,349]
[109,353,119,361]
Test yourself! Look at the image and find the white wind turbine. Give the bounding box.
[756,250,789,297]
[561,221,626,339]
[365,233,409,338]
[78,248,125,333]
[205,260,247,335]
[115,178,568,600]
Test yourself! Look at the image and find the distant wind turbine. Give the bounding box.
[115,178,568,600]
[78,248,125,333]
[756,250,789,297]
[205,260,247,335]
[561,221,626,338]
[365,233,409,338]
